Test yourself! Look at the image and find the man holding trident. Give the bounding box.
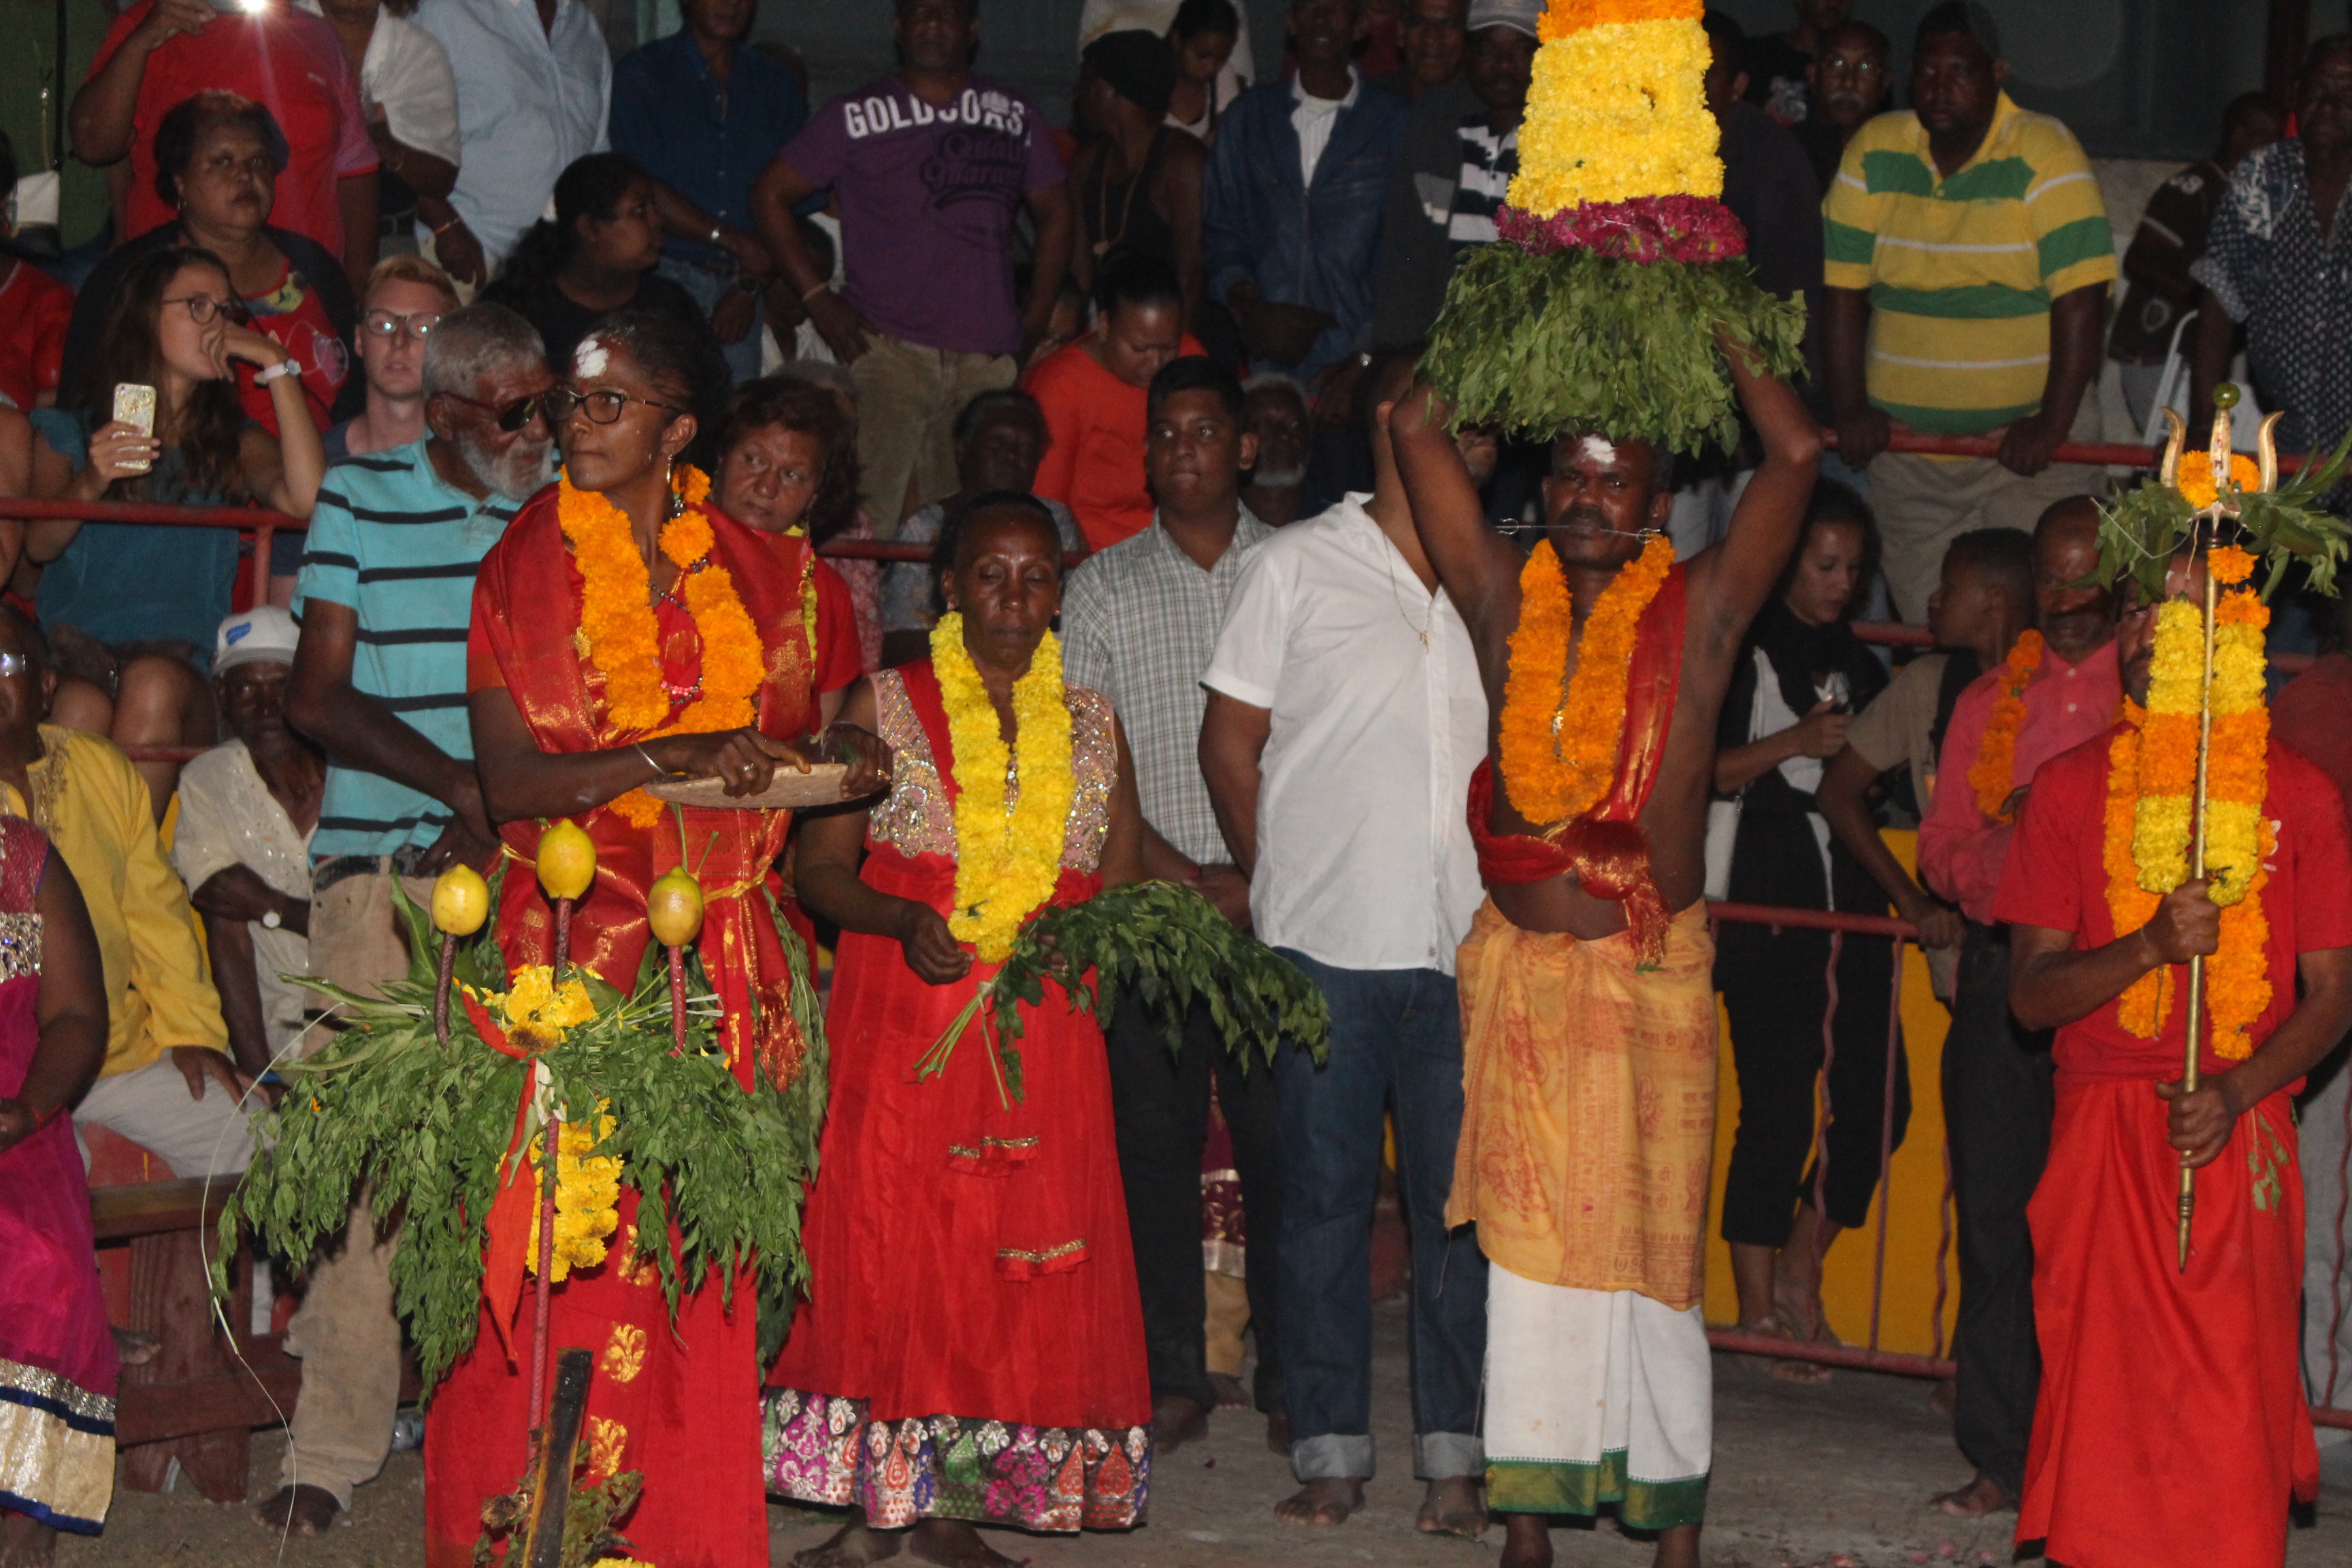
[1390,340,1817,1568]
[1994,405,2352,1566]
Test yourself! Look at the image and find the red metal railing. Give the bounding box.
[1703,898,2352,1431]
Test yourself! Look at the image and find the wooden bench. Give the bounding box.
[91,1176,301,1503]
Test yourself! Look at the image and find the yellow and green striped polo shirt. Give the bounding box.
[1823,94,2117,435]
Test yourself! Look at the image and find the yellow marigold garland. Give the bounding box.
[1510,18,1723,215]
[930,612,1076,963]
[1967,630,2042,820]
[2106,586,2272,1058]
[557,467,773,830]
[1497,534,1675,828]
[525,1109,623,1284]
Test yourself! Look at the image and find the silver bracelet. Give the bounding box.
[633,741,664,778]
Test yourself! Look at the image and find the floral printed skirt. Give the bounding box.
[763,1388,1150,1533]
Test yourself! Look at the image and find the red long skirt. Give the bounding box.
[763,848,1152,1532]
[2020,1077,2316,1568]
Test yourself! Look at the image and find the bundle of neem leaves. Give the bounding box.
[1419,244,1808,455]
[918,880,1331,1104]
[211,877,828,1392]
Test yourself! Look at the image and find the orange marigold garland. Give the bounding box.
[1497,533,1675,827]
[1967,630,2042,820]
[2102,586,2273,1059]
[557,466,772,830]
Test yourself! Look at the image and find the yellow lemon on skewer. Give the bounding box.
[537,819,598,901]
[647,866,706,948]
[430,864,490,936]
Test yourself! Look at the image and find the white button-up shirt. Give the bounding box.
[414,0,610,265]
[1202,493,1487,973]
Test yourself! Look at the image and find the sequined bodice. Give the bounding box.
[868,669,1116,872]
[0,814,44,982]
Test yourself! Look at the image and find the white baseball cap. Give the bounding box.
[214,606,299,674]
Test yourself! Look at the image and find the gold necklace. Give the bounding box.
[1382,528,1431,651]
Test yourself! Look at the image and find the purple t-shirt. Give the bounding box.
[780,75,1066,357]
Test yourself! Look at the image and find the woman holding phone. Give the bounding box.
[1709,480,1902,1374]
[29,245,325,815]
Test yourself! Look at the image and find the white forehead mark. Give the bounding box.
[573,337,610,379]
[1578,435,1618,466]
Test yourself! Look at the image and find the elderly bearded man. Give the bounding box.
[1390,342,1818,1568]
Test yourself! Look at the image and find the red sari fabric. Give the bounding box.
[763,662,1152,1533]
[0,817,117,1536]
[425,490,831,1568]
[2019,1081,2315,1568]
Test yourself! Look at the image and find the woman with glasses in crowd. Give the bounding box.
[434,310,884,1568]
[60,91,363,441]
[29,245,325,815]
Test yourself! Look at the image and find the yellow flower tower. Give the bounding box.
[1420,0,1803,452]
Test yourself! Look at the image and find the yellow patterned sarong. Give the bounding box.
[1446,898,1717,1309]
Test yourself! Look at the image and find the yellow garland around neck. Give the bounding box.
[930,613,1076,963]
[2102,585,2272,1058]
[1496,533,1676,828]
[557,467,770,829]
[1967,630,2042,820]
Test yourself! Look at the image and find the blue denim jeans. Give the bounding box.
[1274,951,1487,1481]
[657,252,763,385]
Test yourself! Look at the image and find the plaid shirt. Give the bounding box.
[1060,508,1273,866]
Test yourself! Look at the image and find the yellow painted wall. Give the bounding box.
[1701,829,1959,1357]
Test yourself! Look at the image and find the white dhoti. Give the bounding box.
[1482,1264,1712,1529]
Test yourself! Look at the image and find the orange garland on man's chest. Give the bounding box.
[1496,534,1676,827]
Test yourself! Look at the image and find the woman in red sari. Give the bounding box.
[432,311,885,1568]
[0,810,115,1565]
[768,495,1154,1567]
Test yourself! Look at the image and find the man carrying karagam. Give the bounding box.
[1388,342,1818,1568]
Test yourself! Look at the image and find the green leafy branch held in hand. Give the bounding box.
[913,880,1332,1107]
[210,875,828,1394]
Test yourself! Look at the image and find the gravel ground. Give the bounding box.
[66,1300,2352,1567]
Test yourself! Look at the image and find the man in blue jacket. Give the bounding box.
[1205,0,1407,410]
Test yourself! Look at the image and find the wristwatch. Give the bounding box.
[261,901,282,930]
[255,359,302,386]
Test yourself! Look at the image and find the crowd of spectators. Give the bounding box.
[12,0,2352,1555]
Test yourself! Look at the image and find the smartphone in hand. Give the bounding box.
[112,383,157,475]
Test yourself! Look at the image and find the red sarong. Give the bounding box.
[2019,1079,2316,1568]
[424,492,829,1567]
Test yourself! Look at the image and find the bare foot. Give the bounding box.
[1265,1408,1291,1455]
[1417,1475,1488,1537]
[1653,1521,1701,1568]
[0,1511,56,1567]
[250,1484,341,1537]
[1499,1512,1552,1568]
[1275,1477,1365,1526]
[908,1519,1018,1568]
[1731,1317,1831,1385]
[110,1327,160,1367]
[1208,1371,1250,1409]
[1153,1393,1208,1453]
[791,1520,904,1567]
[1931,1471,2012,1517]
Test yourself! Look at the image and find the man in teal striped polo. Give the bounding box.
[1818,2,2116,624]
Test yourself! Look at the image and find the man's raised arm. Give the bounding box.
[1388,386,1524,632]
[1690,342,1821,647]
